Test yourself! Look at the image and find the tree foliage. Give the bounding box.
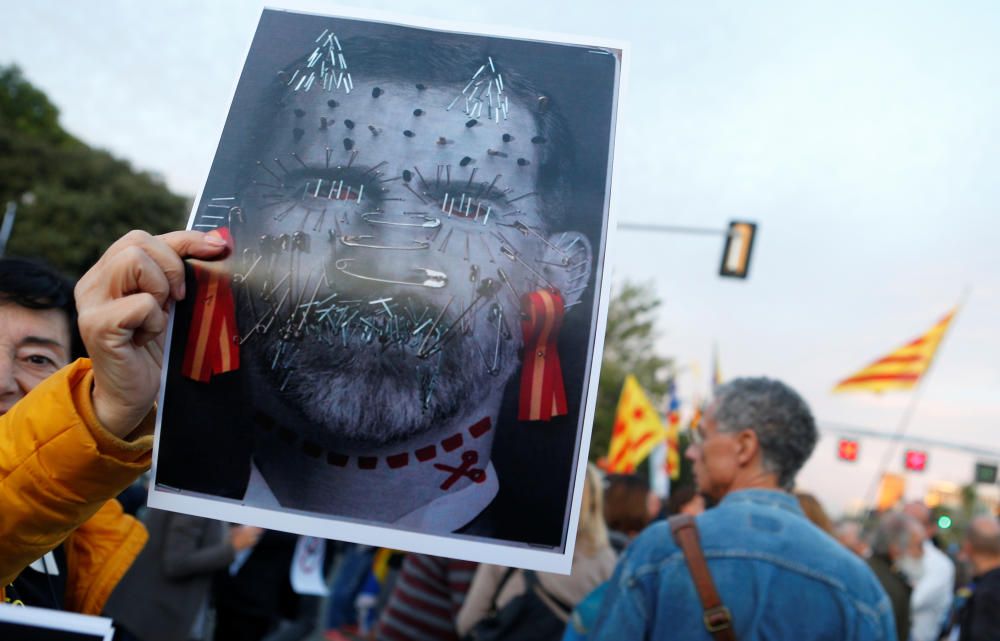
[590,281,674,462]
[0,65,188,277]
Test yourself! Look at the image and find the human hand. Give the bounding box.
[75,230,229,438]
[229,525,264,551]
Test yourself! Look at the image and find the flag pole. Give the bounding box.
[859,375,931,515]
[859,292,968,518]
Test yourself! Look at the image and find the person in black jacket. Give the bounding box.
[957,516,1000,641]
[212,530,298,641]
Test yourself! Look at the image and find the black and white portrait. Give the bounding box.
[151,8,620,571]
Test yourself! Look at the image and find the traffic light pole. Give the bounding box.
[618,220,758,279]
[617,222,730,237]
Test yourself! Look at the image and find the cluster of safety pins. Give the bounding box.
[446,56,508,123]
[284,28,353,94]
[232,244,514,405]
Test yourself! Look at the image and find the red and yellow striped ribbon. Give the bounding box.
[518,289,568,422]
[181,227,240,382]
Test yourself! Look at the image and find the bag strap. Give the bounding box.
[524,570,573,619]
[669,515,737,641]
[488,567,518,614]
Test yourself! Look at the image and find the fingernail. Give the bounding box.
[205,235,228,247]
[177,282,186,300]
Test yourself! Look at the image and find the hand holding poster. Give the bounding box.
[150,5,623,573]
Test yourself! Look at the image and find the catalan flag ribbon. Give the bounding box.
[607,375,668,474]
[181,227,240,383]
[833,307,957,393]
[518,289,568,422]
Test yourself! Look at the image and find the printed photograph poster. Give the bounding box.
[0,604,114,641]
[149,5,623,573]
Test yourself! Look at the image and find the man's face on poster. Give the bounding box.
[236,69,590,447]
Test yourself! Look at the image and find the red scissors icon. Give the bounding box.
[434,451,487,490]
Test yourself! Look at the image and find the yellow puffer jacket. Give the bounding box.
[0,359,152,614]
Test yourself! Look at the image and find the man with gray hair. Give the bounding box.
[868,512,925,641]
[592,377,895,640]
[954,516,1000,640]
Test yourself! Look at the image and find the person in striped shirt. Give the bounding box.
[376,554,477,641]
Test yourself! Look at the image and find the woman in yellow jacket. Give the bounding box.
[0,231,228,613]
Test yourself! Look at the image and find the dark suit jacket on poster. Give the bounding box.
[157,264,253,499]
[103,510,234,641]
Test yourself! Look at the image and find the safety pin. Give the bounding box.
[479,302,505,375]
[335,259,448,289]
[340,235,430,250]
[252,287,289,338]
[500,246,556,290]
[262,271,290,302]
[510,221,568,257]
[234,254,263,284]
[497,267,522,301]
[361,213,441,229]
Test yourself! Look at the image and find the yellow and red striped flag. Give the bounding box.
[665,386,681,481]
[833,307,957,393]
[607,375,668,474]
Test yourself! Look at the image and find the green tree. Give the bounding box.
[0,64,188,276]
[590,281,674,464]
[0,66,67,145]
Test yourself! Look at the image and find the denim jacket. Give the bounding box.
[591,489,896,640]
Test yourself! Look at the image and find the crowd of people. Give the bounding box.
[2,235,999,641]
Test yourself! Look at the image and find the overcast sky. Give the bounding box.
[2,0,997,515]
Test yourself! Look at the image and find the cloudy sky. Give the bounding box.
[3,0,998,515]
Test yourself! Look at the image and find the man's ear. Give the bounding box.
[540,231,592,309]
[735,429,761,467]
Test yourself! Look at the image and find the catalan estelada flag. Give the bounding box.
[833,307,957,393]
[665,385,681,481]
[608,375,668,474]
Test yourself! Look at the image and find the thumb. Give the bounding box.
[158,230,231,261]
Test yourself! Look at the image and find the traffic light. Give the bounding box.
[719,221,757,279]
[837,438,859,462]
[904,449,928,472]
[975,462,998,484]
[937,515,953,530]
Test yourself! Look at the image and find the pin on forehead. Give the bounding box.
[270,82,546,171]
